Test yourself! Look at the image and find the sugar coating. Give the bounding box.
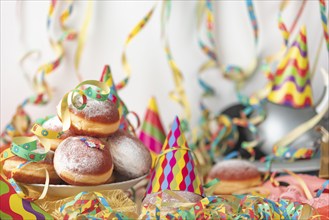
[42,116,73,138]
[54,136,112,175]
[69,98,118,121]
[209,159,260,180]
[42,116,62,132]
[107,131,152,178]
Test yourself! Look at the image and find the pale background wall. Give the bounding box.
[1,0,328,131]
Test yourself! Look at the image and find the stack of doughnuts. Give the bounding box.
[2,95,152,186]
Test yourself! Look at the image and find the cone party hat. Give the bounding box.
[267,25,313,108]
[145,116,204,196]
[100,65,129,130]
[139,97,166,154]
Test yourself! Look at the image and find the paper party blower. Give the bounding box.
[267,25,313,108]
[139,97,166,154]
[145,116,204,196]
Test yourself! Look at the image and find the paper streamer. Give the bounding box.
[315,180,329,198]
[59,191,121,219]
[140,191,315,219]
[0,137,48,163]
[1,0,93,145]
[195,0,260,155]
[278,0,290,46]
[271,0,306,56]
[272,98,328,152]
[0,137,50,201]
[29,0,73,106]
[10,138,46,162]
[118,4,157,90]
[209,115,238,160]
[0,107,31,145]
[319,0,329,51]
[161,1,192,125]
[196,0,259,122]
[197,0,218,99]
[196,0,218,144]
[74,0,93,82]
[208,94,266,161]
[57,80,118,131]
[283,169,313,200]
[34,190,137,219]
[222,0,259,87]
[22,0,92,107]
[246,0,259,44]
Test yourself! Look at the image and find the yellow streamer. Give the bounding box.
[74,0,93,82]
[162,1,191,122]
[117,4,157,90]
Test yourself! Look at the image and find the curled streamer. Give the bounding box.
[162,0,192,125]
[319,0,329,52]
[118,4,157,90]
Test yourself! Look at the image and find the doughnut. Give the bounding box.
[54,136,113,186]
[2,151,62,184]
[143,191,202,213]
[68,98,120,137]
[41,116,74,151]
[106,130,152,179]
[207,159,261,195]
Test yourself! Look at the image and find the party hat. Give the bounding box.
[145,116,204,196]
[100,65,129,130]
[267,26,313,108]
[139,97,166,154]
[0,175,53,219]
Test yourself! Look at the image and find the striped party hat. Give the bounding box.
[100,65,129,130]
[267,26,313,108]
[145,116,204,196]
[139,97,166,154]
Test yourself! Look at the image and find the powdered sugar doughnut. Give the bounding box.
[42,116,74,151]
[54,136,113,186]
[207,159,261,194]
[3,151,62,184]
[69,98,120,137]
[106,130,152,179]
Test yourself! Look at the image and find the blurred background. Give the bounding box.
[1,1,328,129]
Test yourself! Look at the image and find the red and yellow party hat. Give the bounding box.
[139,97,166,155]
[145,116,204,196]
[267,26,313,108]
